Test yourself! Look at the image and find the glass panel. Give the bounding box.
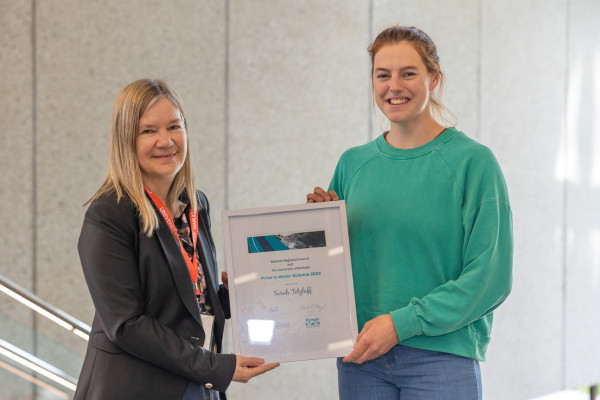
[0,279,86,400]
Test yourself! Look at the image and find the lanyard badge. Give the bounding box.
[144,186,200,295]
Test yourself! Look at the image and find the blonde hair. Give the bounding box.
[87,78,198,236]
[368,25,457,127]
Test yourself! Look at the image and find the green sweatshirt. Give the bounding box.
[329,127,513,361]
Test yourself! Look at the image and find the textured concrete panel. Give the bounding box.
[34,0,226,367]
[228,0,370,211]
[0,2,34,286]
[564,0,600,390]
[372,0,480,139]
[227,1,368,398]
[0,2,36,398]
[479,1,567,399]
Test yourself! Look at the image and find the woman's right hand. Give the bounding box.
[232,355,279,383]
[306,187,339,203]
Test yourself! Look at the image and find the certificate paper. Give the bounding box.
[200,314,214,350]
[222,201,358,363]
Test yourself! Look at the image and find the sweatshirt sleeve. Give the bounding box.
[390,152,513,342]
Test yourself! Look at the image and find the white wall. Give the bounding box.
[1,1,599,399]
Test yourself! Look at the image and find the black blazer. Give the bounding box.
[74,190,236,400]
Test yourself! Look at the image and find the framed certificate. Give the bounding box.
[222,201,358,363]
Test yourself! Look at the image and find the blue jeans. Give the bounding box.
[337,345,481,400]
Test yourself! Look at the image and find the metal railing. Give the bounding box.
[0,274,91,395]
[0,274,91,340]
[0,338,78,393]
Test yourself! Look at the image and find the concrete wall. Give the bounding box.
[0,1,598,399]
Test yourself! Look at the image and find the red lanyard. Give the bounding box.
[144,186,199,295]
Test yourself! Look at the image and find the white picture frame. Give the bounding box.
[222,201,358,363]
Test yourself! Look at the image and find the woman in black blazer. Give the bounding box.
[74,79,278,400]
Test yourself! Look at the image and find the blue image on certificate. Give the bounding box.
[247,231,326,253]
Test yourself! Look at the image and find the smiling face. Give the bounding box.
[372,41,439,129]
[135,97,187,194]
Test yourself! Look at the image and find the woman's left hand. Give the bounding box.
[343,314,399,364]
[221,271,229,291]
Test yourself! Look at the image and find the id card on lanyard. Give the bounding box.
[200,314,215,350]
[144,186,200,295]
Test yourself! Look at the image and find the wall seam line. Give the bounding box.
[31,0,39,396]
[477,0,482,141]
[224,0,230,210]
[561,0,570,390]
[367,0,373,142]
[31,0,38,295]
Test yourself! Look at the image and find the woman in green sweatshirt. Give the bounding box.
[307,25,512,400]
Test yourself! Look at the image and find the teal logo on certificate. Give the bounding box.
[305,317,320,328]
[247,231,326,253]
